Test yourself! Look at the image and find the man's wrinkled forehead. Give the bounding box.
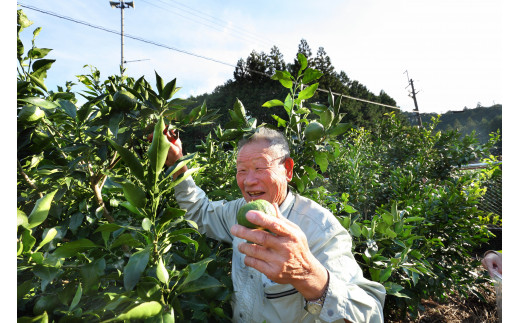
[236,144,280,166]
[236,153,275,166]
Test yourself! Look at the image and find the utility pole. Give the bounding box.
[404,71,423,127]
[109,1,134,74]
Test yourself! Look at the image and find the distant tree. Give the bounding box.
[267,45,286,75]
[233,50,271,84]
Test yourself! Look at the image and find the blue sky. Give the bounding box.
[15,0,502,114]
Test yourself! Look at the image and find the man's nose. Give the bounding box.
[243,170,258,185]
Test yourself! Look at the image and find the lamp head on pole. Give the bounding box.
[125,1,135,8]
[109,1,120,8]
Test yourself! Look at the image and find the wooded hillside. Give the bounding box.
[180,39,501,157]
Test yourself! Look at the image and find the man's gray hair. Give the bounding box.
[237,127,290,160]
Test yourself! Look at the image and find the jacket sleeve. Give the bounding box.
[310,221,386,322]
[173,176,243,244]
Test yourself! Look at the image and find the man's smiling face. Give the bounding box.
[235,139,293,205]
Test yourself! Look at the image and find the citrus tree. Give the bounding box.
[17,9,232,322]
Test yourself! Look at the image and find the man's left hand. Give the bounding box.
[230,204,328,301]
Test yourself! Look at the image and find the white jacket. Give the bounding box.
[175,177,386,323]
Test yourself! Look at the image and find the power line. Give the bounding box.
[142,0,274,48]
[18,3,400,110]
[314,87,400,110]
[166,0,275,45]
[18,4,238,69]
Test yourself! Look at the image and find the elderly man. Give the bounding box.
[166,127,385,323]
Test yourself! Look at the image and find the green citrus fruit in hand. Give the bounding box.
[236,199,276,230]
[304,121,325,141]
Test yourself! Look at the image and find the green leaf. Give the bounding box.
[68,283,82,311]
[156,208,186,234]
[271,115,287,127]
[319,109,334,129]
[17,280,34,302]
[148,118,171,186]
[262,99,284,108]
[170,167,201,188]
[18,312,49,323]
[155,71,164,95]
[233,99,248,124]
[22,229,36,253]
[32,59,55,80]
[30,252,44,264]
[384,282,410,299]
[18,97,58,110]
[279,79,293,89]
[107,138,145,181]
[163,157,193,180]
[94,223,123,233]
[379,267,392,283]
[291,175,305,193]
[28,73,48,92]
[18,9,34,32]
[122,181,147,209]
[411,271,419,286]
[180,273,224,293]
[33,265,62,292]
[179,258,213,289]
[303,166,317,181]
[343,205,358,214]
[382,212,393,226]
[34,228,57,252]
[124,247,151,291]
[350,222,362,237]
[17,209,29,228]
[385,227,397,238]
[314,151,328,173]
[113,301,162,321]
[161,78,179,101]
[309,103,327,114]
[121,201,144,216]
[403,216,425,223]
[302,68,323,84]
[27,47,52,60]
[146,313,175,323]
[17,37,24,61]
[56,99,77,119]
[111,233,143,249]
[53,239,99,258]
[108,112,123,139]
[156,257,169,284]
[27,190,58,229]
[81,258,106,292]
[271,70,293,82]
[297,83,319,101]
[142,218,152,231]
[297,53,308,72]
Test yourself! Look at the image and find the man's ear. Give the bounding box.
[284,158,294,181]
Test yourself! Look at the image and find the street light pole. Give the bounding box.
[109,1,134,74]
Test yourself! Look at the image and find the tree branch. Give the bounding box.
[17,159,43,198]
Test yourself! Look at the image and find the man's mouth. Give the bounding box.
[247,191,265,199]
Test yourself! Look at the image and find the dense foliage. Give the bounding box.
[406,105,502,156]
[17,10,501,322]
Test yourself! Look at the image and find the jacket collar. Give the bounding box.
[278,189,295,219]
